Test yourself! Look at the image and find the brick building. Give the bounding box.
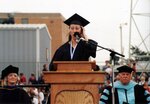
[0,12,69,59]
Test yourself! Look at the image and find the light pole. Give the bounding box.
[119,23,127,64]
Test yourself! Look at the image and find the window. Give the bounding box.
[21,18,29,24]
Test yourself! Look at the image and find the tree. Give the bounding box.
[130,45,150,61]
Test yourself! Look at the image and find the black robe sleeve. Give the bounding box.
[0,88,32,104]
[86,39,98,58]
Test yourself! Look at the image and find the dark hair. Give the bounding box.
[68,34,71,41]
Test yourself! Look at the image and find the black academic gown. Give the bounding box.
[49,39,98,71]
[0,86,32,104]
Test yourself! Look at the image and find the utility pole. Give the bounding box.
[119,23,127,64]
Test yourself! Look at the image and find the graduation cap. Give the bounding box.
[117,65,133,73]
[1,65,19,79]
[64,13,90,27]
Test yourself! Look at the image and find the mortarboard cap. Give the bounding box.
[1,65,19,79]
[117,65,133,73]
[64,13,90,27]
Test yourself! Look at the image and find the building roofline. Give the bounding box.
[0,12,66,20]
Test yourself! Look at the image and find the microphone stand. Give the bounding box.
[87,40,125,58]
[89,41,125,104]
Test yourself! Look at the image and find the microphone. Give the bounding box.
[74,32,80,43]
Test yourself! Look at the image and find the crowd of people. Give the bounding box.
[1,62,150,104]
[19,64,49,104]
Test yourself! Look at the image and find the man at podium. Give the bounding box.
[49,13,98,71]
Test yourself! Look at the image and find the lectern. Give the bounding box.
[43,61,105,104]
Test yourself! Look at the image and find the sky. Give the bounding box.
[0,0,149,65]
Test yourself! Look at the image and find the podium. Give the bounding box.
[43,61,105,104]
